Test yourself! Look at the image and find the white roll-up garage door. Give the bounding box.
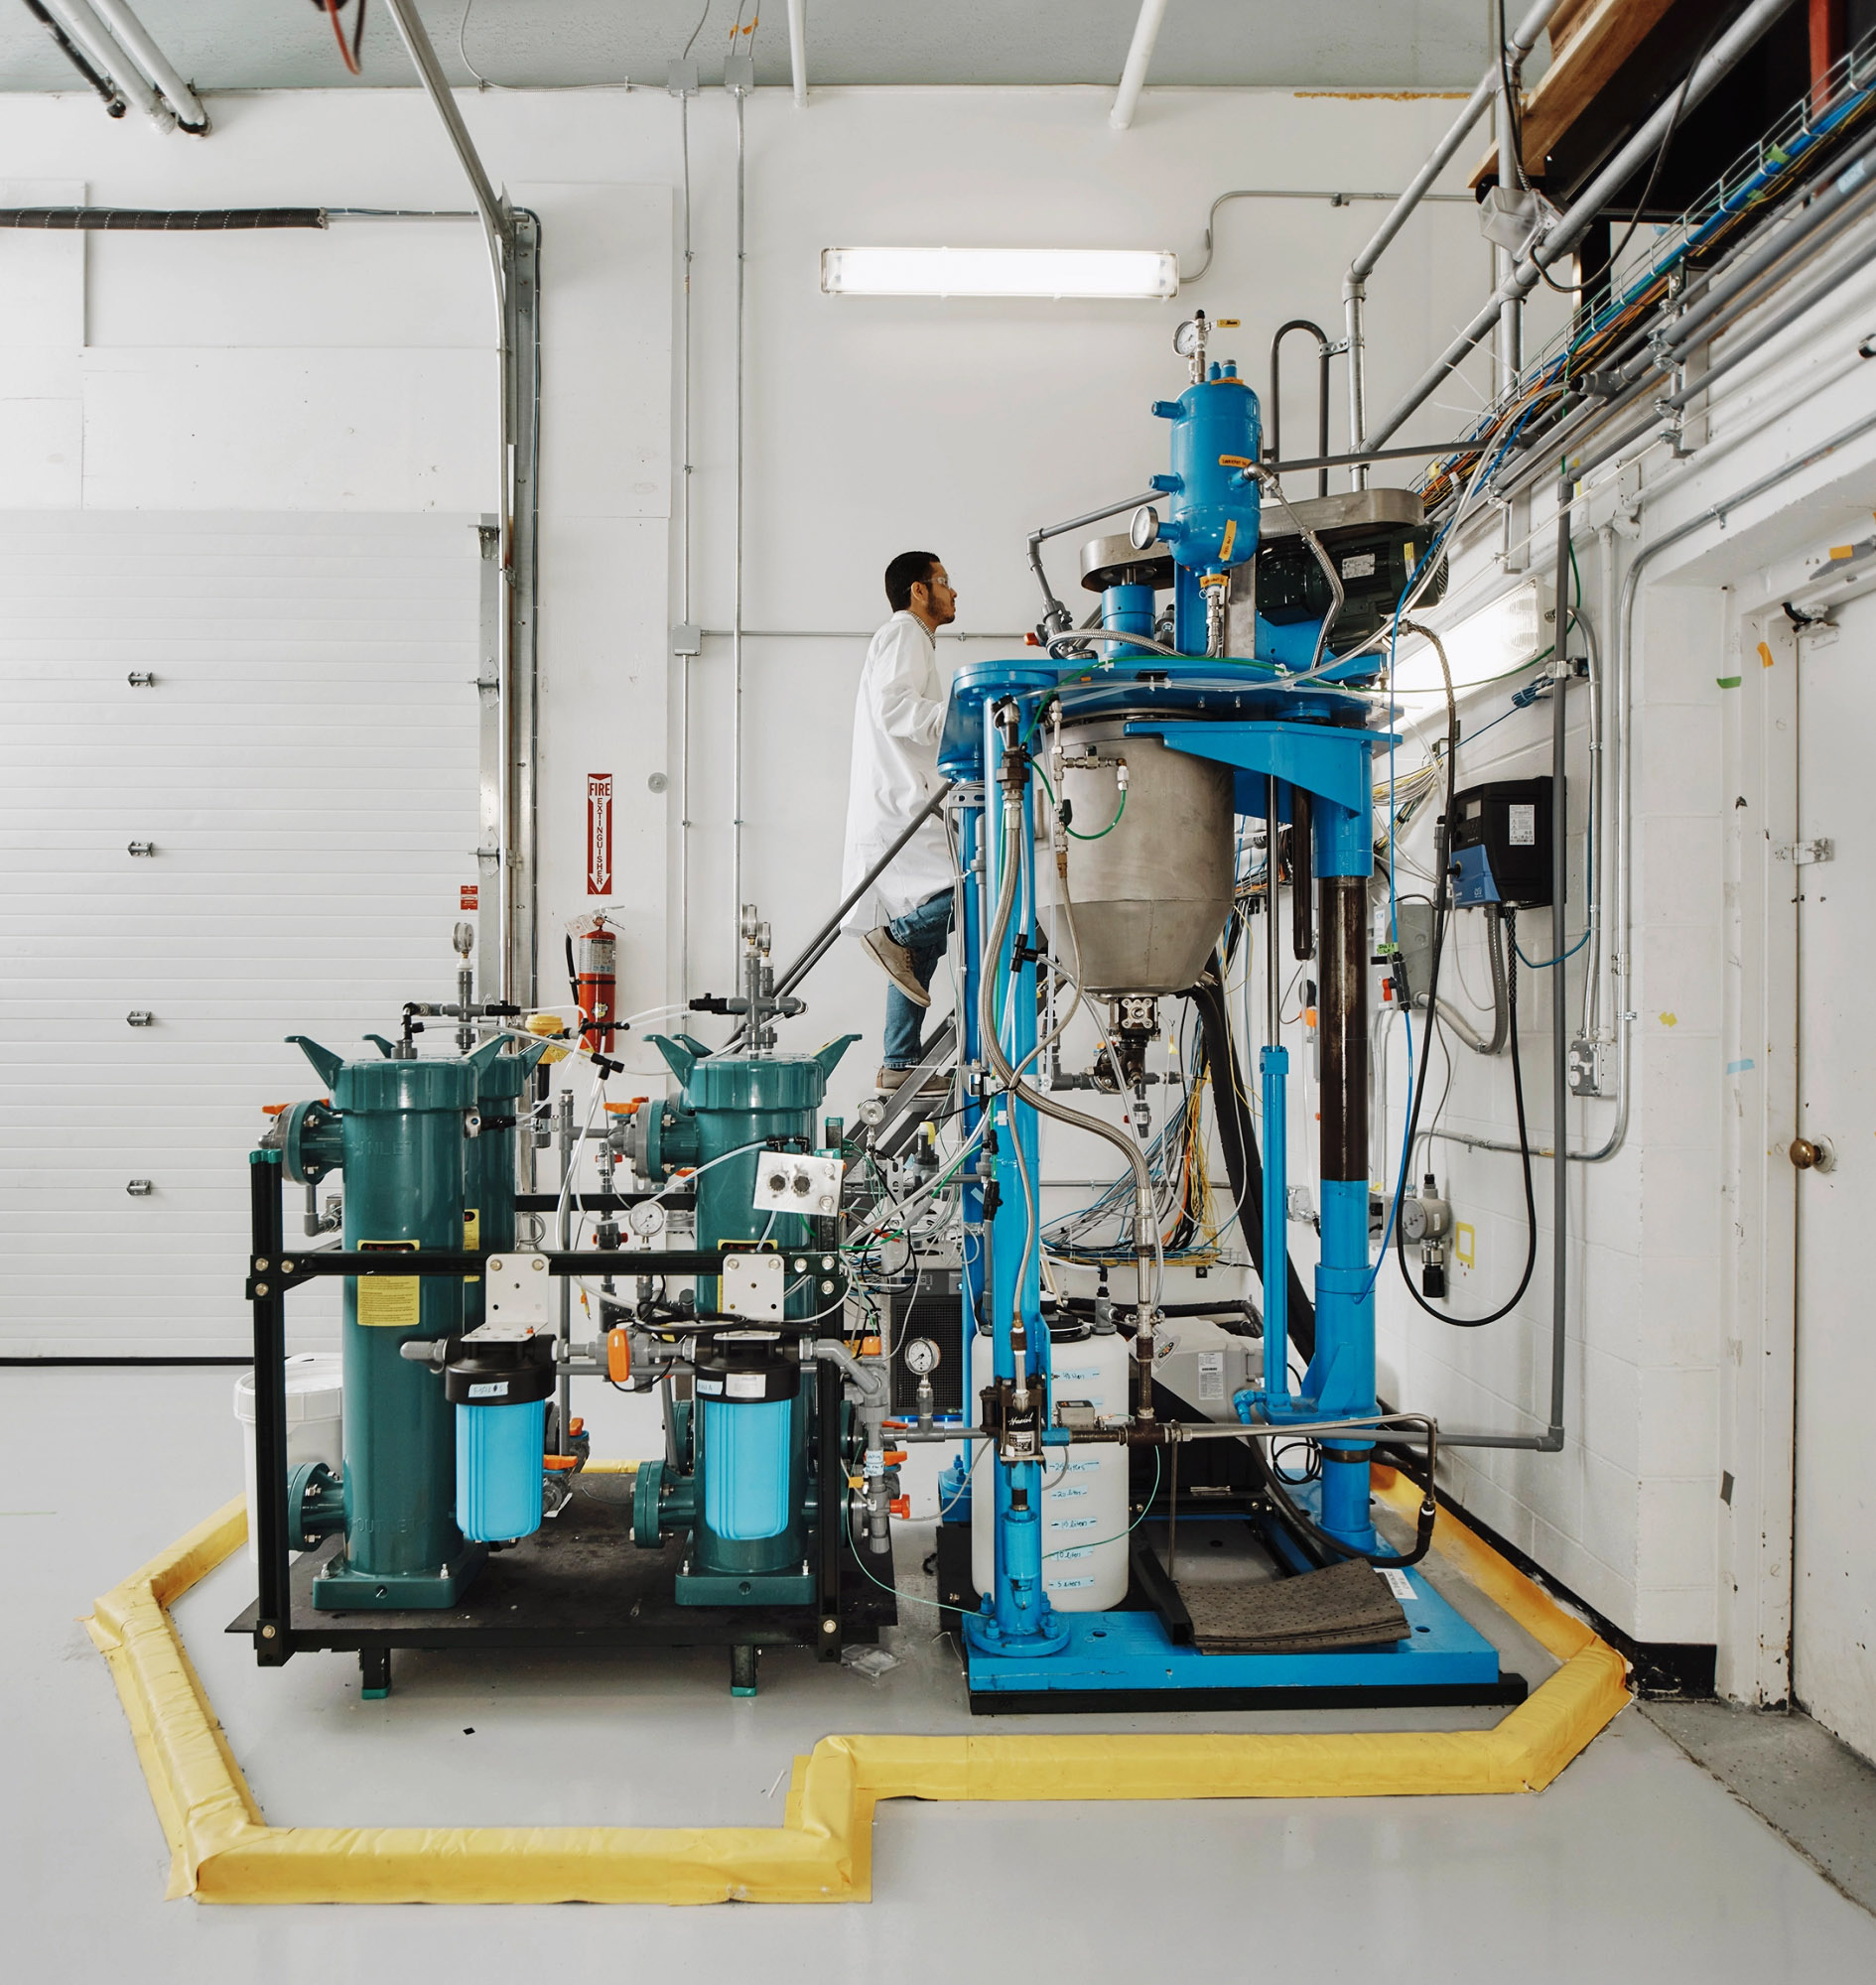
[0,513,482,1358]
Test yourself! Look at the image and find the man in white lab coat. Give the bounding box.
[842,551,959,1091]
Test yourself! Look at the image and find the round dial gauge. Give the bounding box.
[1172,317,1205,358]
[627,1198,667,1239]
[1399,1196,1427,1245]
[903,1336,941,1377]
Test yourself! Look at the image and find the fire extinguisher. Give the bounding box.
[569,915,617,1052]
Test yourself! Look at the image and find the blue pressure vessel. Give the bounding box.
[1151,361,1262,577]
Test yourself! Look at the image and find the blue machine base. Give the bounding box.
[963,1562,1523,1714]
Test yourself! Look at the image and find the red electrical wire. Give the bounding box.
[323,0,365,77]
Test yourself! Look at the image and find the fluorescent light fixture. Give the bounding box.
[1392,577,1548,697]
[820,246,1178,300]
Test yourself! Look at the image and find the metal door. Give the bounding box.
[1792,588,1876,1760]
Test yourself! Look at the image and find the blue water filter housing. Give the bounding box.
[443,1333,556,1543]
[700,1397,793,1541]
[456,1396,548,1542]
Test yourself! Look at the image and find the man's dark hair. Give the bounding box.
[884,551,940,613]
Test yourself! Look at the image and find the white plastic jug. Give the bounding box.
[233,1355,343,1565]
[970,1326,1130,1612]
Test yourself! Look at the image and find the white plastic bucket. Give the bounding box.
[233,1354,343,1564]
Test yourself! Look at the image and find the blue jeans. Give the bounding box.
[882,889,955,1069]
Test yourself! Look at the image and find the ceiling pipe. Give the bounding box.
[19,0,123,115]
[1365,0,1798,451]
[787,0,807,107]
[41,0,172,129]
[1110,0,1170,131]
[87,0,206,132]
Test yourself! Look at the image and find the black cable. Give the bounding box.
[1494,0,1579,299]
[1390,637,1540,1327]
[1596,7,1731,305]
[1246,1423,1437,1569]
[1185,967,1316,1363]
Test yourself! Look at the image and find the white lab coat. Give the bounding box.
[841,610,954,927]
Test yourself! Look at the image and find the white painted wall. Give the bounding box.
[1368,206,1876,1654]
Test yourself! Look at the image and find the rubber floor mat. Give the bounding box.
[1179,1556,1410,1654]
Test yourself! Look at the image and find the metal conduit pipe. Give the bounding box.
[20,0,124,116]
[43,0,170,127]
[1649,124,1876,361]
[1270,319,1334,498]
[1343,0,1564,472]
[1474,152,1876,512]
[1663,242,1876,411]
[731,78,748,971]
[676,88,696,1003]
[87,0,206,131]
[383,0,523,1004]
[1366,0,1798,453]
[1347,0,1562,289]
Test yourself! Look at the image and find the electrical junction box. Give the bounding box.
[751,1150,844,1219]
[1376,897,1436,1005]
[482,1254,553,1329]
[721,1251,785,1322]
[1450,777,1555,909]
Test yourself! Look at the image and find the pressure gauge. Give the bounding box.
[1129,504,1159,552]
[1399,1196,1427,1245]
[627,1198,667,1239]
[1172,316,1206,359]
[903,1336,941,1377]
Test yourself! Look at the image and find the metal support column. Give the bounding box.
[248,1152,293,1664]
[1309,801,1378,1549]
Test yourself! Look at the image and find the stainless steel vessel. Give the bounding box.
[1038,719,1234,995]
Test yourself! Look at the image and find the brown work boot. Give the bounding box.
[862,926,931,1008]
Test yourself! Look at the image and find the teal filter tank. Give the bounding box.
[464,1037,550,1327]
[283,1037,485,1610]
[626,1029,857,1605]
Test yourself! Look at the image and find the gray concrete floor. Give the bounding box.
[1643,1697,1876,1919]
[6,1365,1875,1982]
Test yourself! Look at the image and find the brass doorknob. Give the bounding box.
[1790,1135,1834,1172]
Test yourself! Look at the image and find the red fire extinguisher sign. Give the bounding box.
[587,773,612,894]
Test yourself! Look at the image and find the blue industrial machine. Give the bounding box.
[929,310,1516,1710]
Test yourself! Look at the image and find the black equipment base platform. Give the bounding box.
[228,1491,895,1663]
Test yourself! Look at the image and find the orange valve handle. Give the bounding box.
[606,1328,632,1384]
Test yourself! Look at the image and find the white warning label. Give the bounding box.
[1509,803,1536,847]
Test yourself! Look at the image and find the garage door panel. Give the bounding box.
[0,511,481,1356]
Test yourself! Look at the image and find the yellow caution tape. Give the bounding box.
[86,1467,1629,1906]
